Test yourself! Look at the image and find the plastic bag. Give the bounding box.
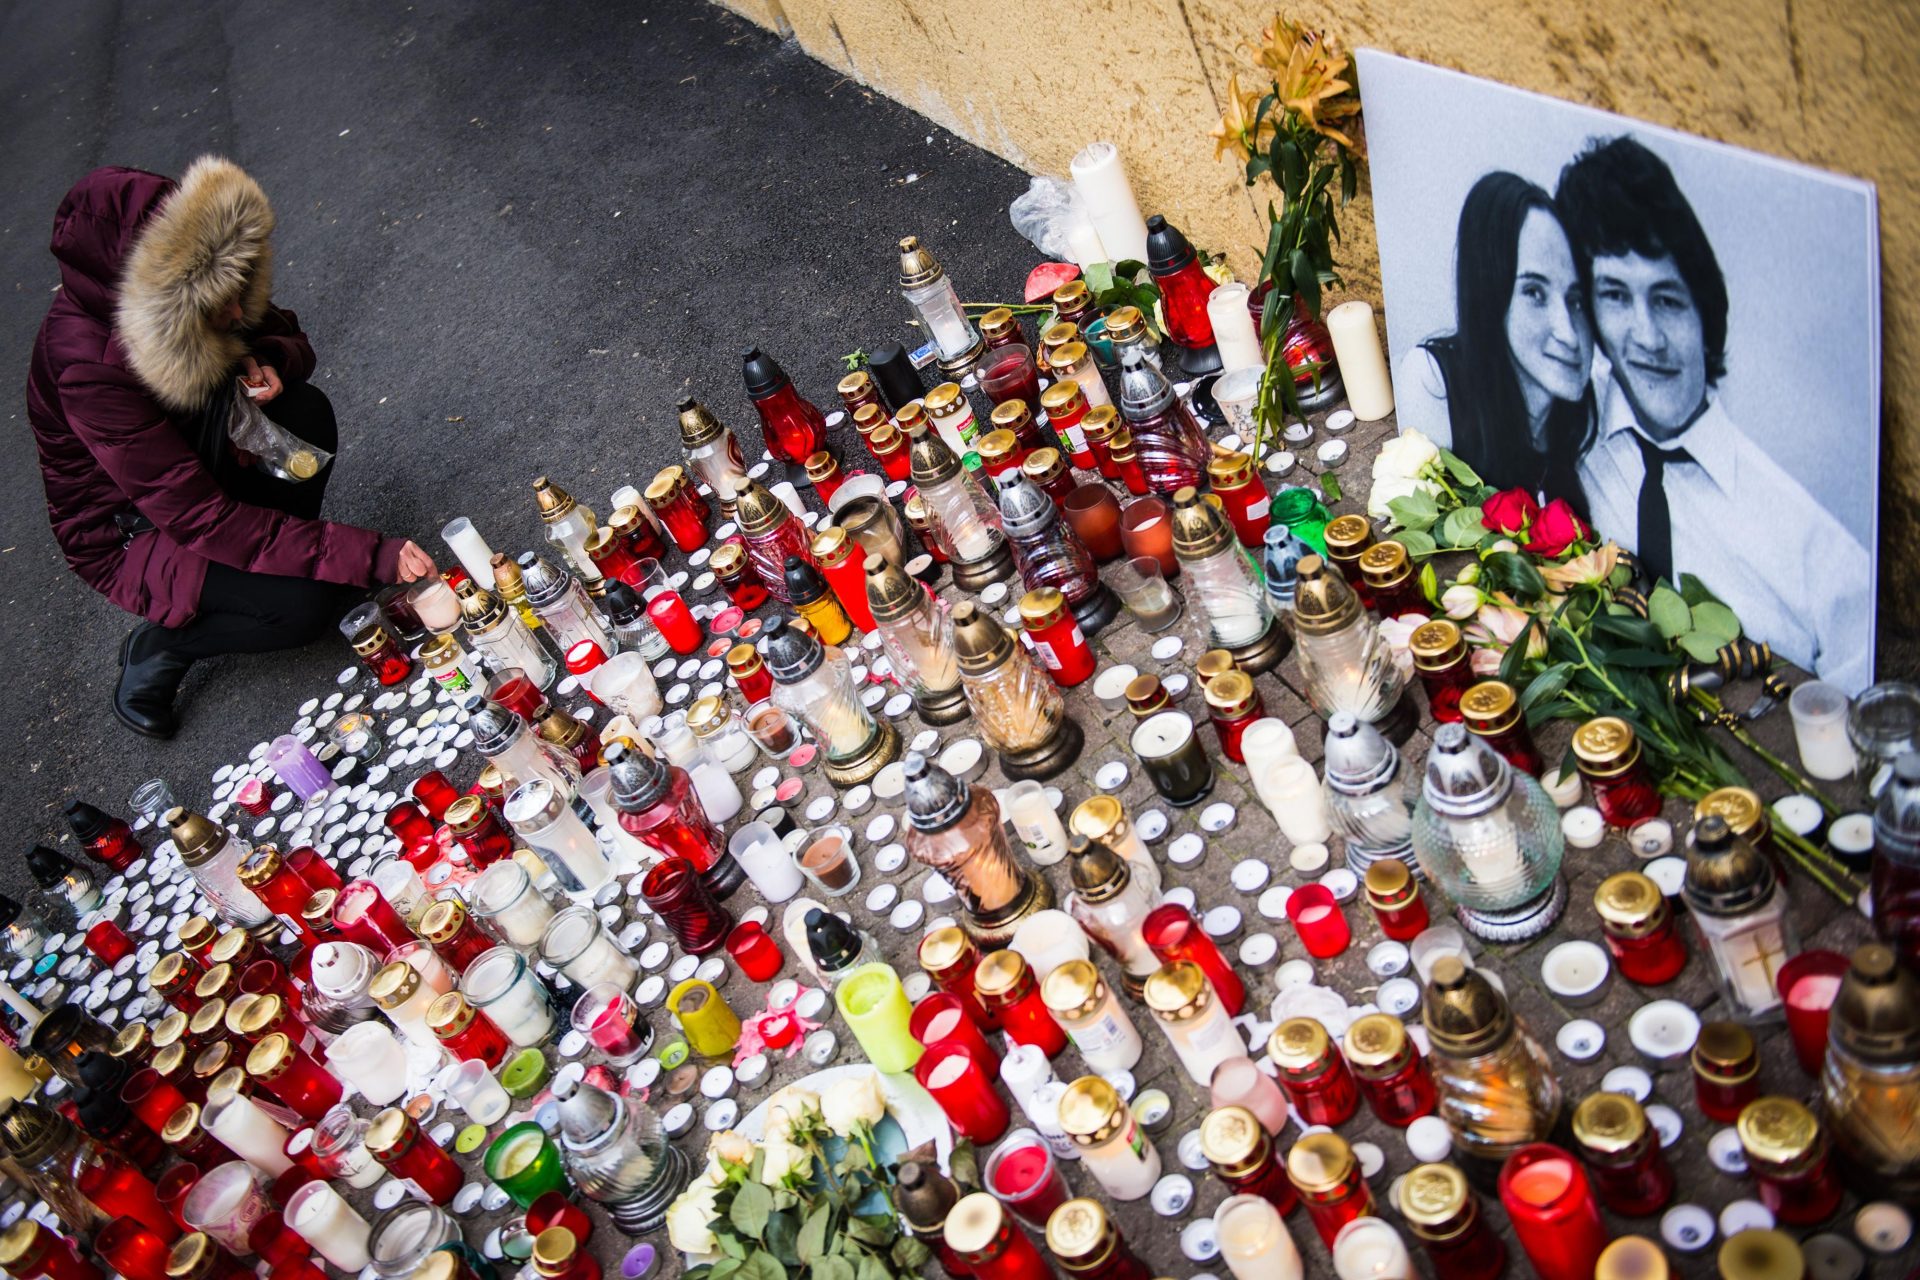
[228,380,331,482]
[1009,176,1108,269]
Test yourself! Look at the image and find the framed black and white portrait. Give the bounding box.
[1357,50,1881,691]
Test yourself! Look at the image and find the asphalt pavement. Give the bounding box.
[0,0,1035,890]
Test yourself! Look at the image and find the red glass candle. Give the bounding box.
[565,640,609,683]
[0,1223,106,1280]
[1080,409,1121,481]
[647,592,703,655]
[1201,671,1263,763]
[811,530,878,633]
[98,1216,173,1280]
[617,764,726,872]
[1046,1203,1150,1280]
[945,1196,1051,1280]
[1572,718,1664,828]
[1266,1018,1360,1128]
[1691,1022,1761,1124]
[1106,431,1150,498]
[86,915,135,966]
[868,423,913,484]
[909,994,1002,1075]
[1497,1146,1609,1280]
[332,880,414,955]
[420,900,495,975]
[67,802,143,873]
[918,928,1000,1033]
[527,1194,596,1248]
[157,1169,200,1235]
[1777,950,1850,1076]
[804,451,846,506]
[425,993,512,1069]
[282,1128,329,1182]
[350,622,414,685]
[1409,620,1472,724]
[1343,1014,1438,1126]
[1145,217,1215,351]
[646,472,710,554]
[410,772,462,822]
[75,1147,175,1239]
[639,858,734,956]
[1737,1097,1844,1226]
[1020,450,1076,508]
[1206,452,1269,547]
[445,797,515,869]
[149,952,205,1016]
[1201,1108,1297,1213]
[726,643,774,706]
[713,543,772,611]
[1142,905,1245,1017]
[1018,589,1095,688]
[1399,1166,1507,1280]
[744,349,829,467]
[915,1042,1010,1143]
[984,1133,1069,1229]
[488,669,548,723]
[1037,382,1097,471]
[586,528,644,589]
[1594,871,1687,985]
[236,847,316,926]
[1460,681,1544,776]
[245,1033,343,1123]
[1570,1094,1674,1217]
[176,919,218,964]
[1363,861,1430,942]
[977,429,1028,484]
[122,1069,192,1137]
[1356,541,1425,620]
[975,952,1066,1058]
[979,346,1041,418]
[723,921,783,983]
[364,1108,464,1205]
[1286,884,1351,958]
[1284,1133,1373,1249]
[609,505,666,562]
[162,1104,236,1173]
[283,846,341,893]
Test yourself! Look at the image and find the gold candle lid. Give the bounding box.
[1291,555,1363,634]
[110,1022,151,1061]
[369,961,422,1010]
[1343,1012,1412,1074]
[245,1032,296,1082]
[977,307,1017,344]
[1267,1017,1333,1075]
[1104,306,1145,343]
[1396,1162,1470,1229]
[987,402,1031,441]
[1069,795,1129,846]
[1459,680,1521,734]
[1194,649,1236,687]
[810,525,853,568]
[425,991,479,1037]
[1322,514,1373,558]
[532,1228,580,1277]
[1057,1076,1125,1142]
[1596,1238,1670,1280]
[411,1253,461,1280]
[364,1106,416,1157]
[150,950,193,994]
[1572,716,1641,776]
[973,950,1031,1004]
[237,993,284,1038]
[923,382,965,420]
[1143,961,1208,1020]
[1421,955,1515,1057]
[1198,1105,1268,1175]
[0,1223,47,1271]
[1408,619,1465,669]
[1040,958,1105,1020]
[1286,1131,1356,1193]
[943,1193,1007,1255]
[917,927,976,982]
[1694,786,1768,839]
[188,999,228,1041]
[150,1011,190,1051]
[177,916,217,953]
[208,928,255,967]
[444,795,488,834]
[160,1102,203,1146]
[1051,280,1090,311]
[419,899,469,945]
[192,1043,234,1081]
[1692,1020,1758,1082]
[1038,380,1085,417]
[1572,1091,1648,1155]
[192,961,235,1001]
[1736,1096,1820,1165]
[1594,871,1667,937]
[1043,1199,1114,1268]
[1022,447,1066,486]
[224,993,259,1039]
[1357,539,1412,588]
[1713,1230,1801,1280]
[1203,670,1256,716]
[1363,858,1415,908]
[166,1233,222,1280]
[1018,587,1069,632]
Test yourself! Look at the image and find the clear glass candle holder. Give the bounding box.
[326,712,383,762]
[438,1058,512,1125]
[569,983,653,1066]
[324,1021,409,1107]
[462,946,559,1048]
[540,906,641,992]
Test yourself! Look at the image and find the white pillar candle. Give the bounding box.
[1330,1217,1414,1280]
[440,518,497,590]
[1004,781,1069,866]
[1326,300,1395,421]
[1214,1195,1304,1280]
[1069,142,1149,267]
[285,1181,373,1272]
[202,1090,294,1176]
[324,1022,409,1106]
[769,481,809,518]
[1208,284,1265,372]
[1264,758,1333,844]
[728,822,805,902]
[1066,218,1109,273]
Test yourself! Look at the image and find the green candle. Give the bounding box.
[834,963,924,1073]
[484,1122,568,1208]
[499,1048,550,1100]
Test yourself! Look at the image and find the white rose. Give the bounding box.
[760,1135,811,1185]
[709,1129,753,1168]
[820,1071,888,1137]
[764,1085,820,1144]
[1371,431,1440,481]
[666,1179,720,1256]
[1440,585,1481,619]
[1366,473,1431,520]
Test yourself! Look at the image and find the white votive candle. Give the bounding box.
[286,1180,373,1272]
[1788,681,1856,780]
[1331,1217,1414,1280]
[202,1090,294,1176]
[1214,1195,1304,1280]
[1263,758,1333,845]
[440,517,497,590]
[1208,284,1264,372]
[1069,142,1149,267]
[1326,300,1394,421]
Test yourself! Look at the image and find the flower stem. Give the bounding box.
[1684,689,1842,816]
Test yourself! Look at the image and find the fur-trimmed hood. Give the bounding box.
[95,156,277,410]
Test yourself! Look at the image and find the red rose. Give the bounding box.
[1481,488,1540,538]
[1527,498,1592,557]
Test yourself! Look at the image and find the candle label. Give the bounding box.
[1070,1011,1132,1059]
[1032,639,1061,671]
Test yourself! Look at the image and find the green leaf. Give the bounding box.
[1278,139,1307,201]
[1111,259,1149,283]
[730,1180,773,1240]
[717,1236,748,1262]
[845,1216,893,1247]
[1438,449,1484,487]
[891,1237,933,1271]
[1386,489,1440,532]
[1688,601,1741,646]
[811,1257,856,1280]
[797,1206,833,1265]
[1396,528,1438,559]
[856,1255,892,1280]
[1591,612,1667,651]
[1604,648,1684,668]
[1679,631,1726,663]
[947,1139,982,1192]
[710,1258,742,1280]
[1319,473,1342,503]
[1439,506,1486,548]
[1498,628,1532,684]
[765,1211,802,1267]
[1289,248,1321,319]
[1482,551,1547,603]
[1520,662,1574,711]
[1676,573,1725,608]
[1646,585,1692,639]
[1418,562,1439,604]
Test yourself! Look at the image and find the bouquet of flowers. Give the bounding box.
[667,1074,932,1280]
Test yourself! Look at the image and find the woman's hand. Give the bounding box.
[394,541,437,582]
[240,356,284,403]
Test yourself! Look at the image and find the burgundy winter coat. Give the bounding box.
[25,160,404,629]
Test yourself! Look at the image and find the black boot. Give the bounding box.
[114,625,193,739]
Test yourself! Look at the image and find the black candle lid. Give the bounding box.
[865,342,925,412]
[742,347,791,398]
[805,908,862,973]
[1145,214,1196,274]
[63,801,113,842]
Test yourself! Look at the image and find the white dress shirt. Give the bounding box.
[1578,371,1873,691]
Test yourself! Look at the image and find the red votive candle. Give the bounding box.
[1777,950,1849,1075]
[1497,1146,1609,1280]
[910,993,1002,1074]
[331,881,413,955]
[723,921,783,983]
[489,668,548,721]
[1118,497,1178,577]
[1286,884,1351,958]
[74,1149,175,1239]
[410,772,461,822]
[121,1069,191,1137]
[1061,486,1123,562]
[647,592,703,655]
[156,1166,198,1235]
[0,1222,106,1280]
[916,1042,1010,1143]
[364,1108,464,1206]
[975,952,1066,1058]
[283,846,341,893]
[1142,904,1245,1017]
[87,916,135,967]
[97,1217,173,1280]
[245,1033,344,1123]
[565,641,609,683]
[983,1131,1069,1229]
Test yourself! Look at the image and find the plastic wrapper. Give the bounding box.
[230,380,332,482]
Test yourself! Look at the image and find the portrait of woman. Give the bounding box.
[1394,170,1595,509]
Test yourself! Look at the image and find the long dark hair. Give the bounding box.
[1423,171,1593,507]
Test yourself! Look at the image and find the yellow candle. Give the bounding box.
[1326,300,1394,422]
[834,963,924,1073]
[668,979,741,1059]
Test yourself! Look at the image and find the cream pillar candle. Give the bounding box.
[1326,300,1394,421]
[440,518,497,590]
[202,1090,294,1176]
[1214,1194,1304,1280]
[1066,218,1109,273]
[1208,284,1265,373]
[1331,1218,1414,1280]
[1069,142,1149,267]
[285,1181,373,1272]
[1265,758,1333,844]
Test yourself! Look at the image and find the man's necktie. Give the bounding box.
[1634,434,1688,585]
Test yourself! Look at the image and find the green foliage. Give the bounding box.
[1320,473,1342,504]
[1094,261,1162,337]
[838,350,867,372]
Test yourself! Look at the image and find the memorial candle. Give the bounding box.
[916,1042,1009,1143]
[1497,1146,1608,1280]
[1325,300,1393,421]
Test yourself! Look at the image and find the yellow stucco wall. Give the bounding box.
[721,0,1917,614]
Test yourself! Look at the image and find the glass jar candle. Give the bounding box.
[1206,449,1270,548]
[1116,349,1209,492]
[463,587,557,691]
[1204,671,1264,763]
[1460,681,1544,776]
[367,961,443,1046]
[639,858,734,955]
[918,928,998,1032]
[517,553,616,657]
[1285,1132,1374,1248]
[1142,904,1244,1016]
[1201,1105,1297,1213]
[1421,956,1563,1159]
[742,346,828,466]
[975,950,1067,1057]
[916,1041,1010,1143]
[424,993,510,1068]
[1408,620,1471,724]
[1017,587,1096,687]
[1019,448,1076,509]
[0,1221,106,1280]
[835,963,924,1073]
[502,779,614,897]
[945,1193,1051,1280]
[1321,514,1376,606]
[540,905,640,992]
[1343,1014,1438,1126]
[234,846,316,931]
[331,880,414,956]
[1144,962,1243,1086]
[1267,1018,1361,1127]
[468,860,555,955]
[711,542,770,612]
[1572,717,1662,827]
[417,901,490,976]
[1396,1163,1505,1280]
[1363,860,1430,942]
[908,426,1010,571]
[643,469,709,554]
[1170,488,1276,654]
[347,618,414,686]
[726,641,774,704]
[763,617,898,784]
[1039,959,1143,1074]
[1684,816,1797,1020]
[866,420,912,484]
[166,809,275,932]
[1691,1021,1761,1123]
[364,1108,462,1205]
[1132,711,1215,808]
[952,603,1076,778]
[667,979,741,1059]
[244,1033,343,1122]
[149,952,205,1016]
[308,1107,383,1189]
[1497,1146,1610,1280]
[1037,381,1095,468]
[977,428,1026,483]
[1737,1096,1845,1225]
[1000,473,1112,628]
[1045,1199,1150,1280]
[1290,557,1409,730]
[1571,1092,1674,1216]
[1358,540,1424,618]
[1058,1077,1160,1201]
[1594,871,1687,985]
[809,527,878,633]
[1210,1055,1291,1138]
[865,557,965,724]
[461,948,557,1048]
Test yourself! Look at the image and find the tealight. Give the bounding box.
[1659,1205,1715,1253]
[1707,1128,1748,1175]
[1601,1066,1654,1101]
[1627,999,1702,1061]
[1645,1104,1684,1148]
[1718,1201,1774,1238]
[1561,806,1606,849]
[1855,1203,1913,1253]
[1150,1174,1193,1218]
[1541,940,1611,1004]
[1315,439,1348,467]
[1405,1115,1452,1163]
[1629,818,1675,858]
[1237,934,1278,968]
[1093,665,1138,709]
[1540,768,1584,807]
[1555,1020,1605,1061]
[1365,941,1410,978]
